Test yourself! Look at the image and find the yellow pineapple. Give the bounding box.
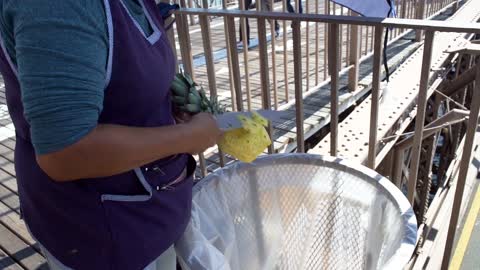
[218,112,272,163]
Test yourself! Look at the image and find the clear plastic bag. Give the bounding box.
[176,154,417,270]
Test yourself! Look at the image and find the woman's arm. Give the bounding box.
[38,113,221,182]
[1,0,221,182]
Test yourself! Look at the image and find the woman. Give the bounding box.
[0,0,222,269]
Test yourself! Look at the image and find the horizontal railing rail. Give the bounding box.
[175,8,480,33]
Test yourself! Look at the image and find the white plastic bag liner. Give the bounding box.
[176,154,417,270]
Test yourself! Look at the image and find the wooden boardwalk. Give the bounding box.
[0,92,47,268]
[0,2,463,269]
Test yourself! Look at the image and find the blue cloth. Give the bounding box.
[331,0,395,18]
[0,0,152,154]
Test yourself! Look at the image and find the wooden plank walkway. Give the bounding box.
[0,86,47,269]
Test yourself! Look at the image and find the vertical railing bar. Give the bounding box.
[306,0,310,93]
[348,13,360,92]
[176,11,194,76]
[187,0,195,25]
[295,0,300,18]
[295,0,303,95]
[239,0,252,110]
[258,18,274,154]
[226,16,244,111]
[197,153,207,177]
[346,10,351,67]
[293,19,305,153]
[199,15,217,97]
[270,0,279,109]
[315,0,319,86]
[400,0,407,33]
[217,150,226,167]
[370,26,374,53]
[407,30,435,204]
[415,0,426,41]
[328,23,340,156]
[405,0,409,19]
[426,0,431,17]
[407,0,411,19]
[221,0,236,111]
[411,0,416,19]
[393,2,398,36]
[441,62,480,270]
[367,26,384,169]
[365,26,370,55]
[163,0,179,73]
[361,26,365,56]
[339,7,343,69]
[425,0,429,17]
[324,0,329,80]
[171,43,180,73]
[258,18,271,108]
[283,0,289,103]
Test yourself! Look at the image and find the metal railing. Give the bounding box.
[169,0,480,269]
[169,0,460,122]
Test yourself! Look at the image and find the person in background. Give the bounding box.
[286,0,303,14]
[238,0,280,48]
[0,0,222,269]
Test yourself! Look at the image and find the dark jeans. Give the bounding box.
[286,0,303,14]
[239,0,280,43]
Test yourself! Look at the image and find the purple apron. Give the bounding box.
[0,0,194,269]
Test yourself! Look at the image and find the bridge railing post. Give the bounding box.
[328,23,340,156]
[367,26,384,169]
[415,0,427,41]
[293,20,305,153]
[348,13,361,92]
[407,30,435,204]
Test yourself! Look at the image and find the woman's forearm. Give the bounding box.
[37,124,193,182]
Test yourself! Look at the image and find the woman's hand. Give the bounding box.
[183,112,223,155]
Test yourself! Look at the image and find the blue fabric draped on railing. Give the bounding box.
[332,0,396,82]
[330,0,395,18]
